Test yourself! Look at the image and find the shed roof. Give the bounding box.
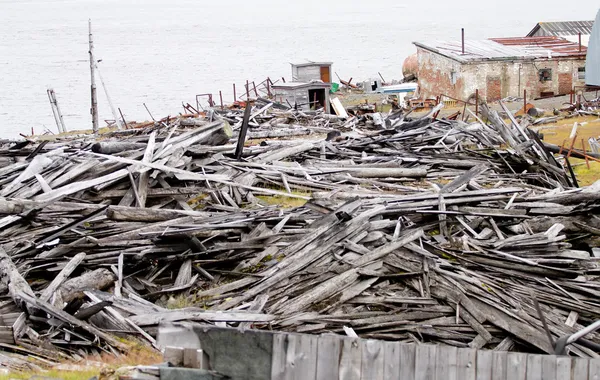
[291,62,333,68]
[527,21,594,37]
[271,81,331,90]
[414,36,587,63]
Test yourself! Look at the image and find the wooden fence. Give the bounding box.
[162,324,600,380]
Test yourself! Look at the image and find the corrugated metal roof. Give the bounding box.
[527,21,594,37]
[414,36,586,63]
[586,10,600,86]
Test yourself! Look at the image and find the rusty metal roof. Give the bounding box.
[414,36,586,63]
[527,21,594,37]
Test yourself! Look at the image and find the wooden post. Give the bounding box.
[461,28,465,54]
[47,88,67,133]
[475,89,479,116]
[234,102,252,160]
[267,77,272,98]
[582,138,590,169]
[252,81,258,97]
[89,19,99,134]
[567,133,578,159]
[233,83,237,101]
[118,107,128,129]
[219,91,224,110]
[523,89,527,115]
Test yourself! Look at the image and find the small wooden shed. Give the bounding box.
[271,82,331,112]
[291,62,333,83]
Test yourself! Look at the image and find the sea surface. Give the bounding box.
[0,0,598,138]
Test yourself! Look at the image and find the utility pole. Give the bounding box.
[89,19,99,134]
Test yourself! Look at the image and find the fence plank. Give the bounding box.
[415,344,437,380]
[316,335,341,380]
[400,344,416,380]
[361,339,384,380]
[457,348,477,380]
[339,338,362,380]
[283,334,299,380]
[541,355,557,380]
[295,334,318,380]
[589,359,600,380]
[506,352,527,380]
[476,350,493,380]
[526,354,542,380]
[491,351,507,380]
[271,333,287,380]
[383,342,400,379]
[572,358,589,380]
[555,356,571,380]
[435,345,457,380]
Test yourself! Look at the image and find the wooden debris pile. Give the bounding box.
[0,104,599,370]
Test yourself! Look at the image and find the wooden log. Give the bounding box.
[40,252,86,303]
[59,268,115,303]
[106,205,211,222]
[0,247,36,313]
[91,142,147,154]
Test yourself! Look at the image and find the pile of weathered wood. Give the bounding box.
[0,102,599,371]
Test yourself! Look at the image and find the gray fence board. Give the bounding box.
[383,341,401,379]
[555,356,571,380]
[315,335,340,380]
[526,354,543,380]
[492,351,507,380]
[542,355,558,380]
[361,339,384,380]
[457,347,476,380]
[271,333,287,380]
[415,344,437,380]
[435,345,457,380]
[506,352,527,380]
[476,349,493,380]
[296,334,317,380]
[339,338,361,380]
[589,357,600,380]
[399,342,416,380]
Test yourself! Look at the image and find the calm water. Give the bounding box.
[0,0,598,138]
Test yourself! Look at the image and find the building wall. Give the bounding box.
[292,65,331,83]
[273,86,330,112]
[417,48,586,102]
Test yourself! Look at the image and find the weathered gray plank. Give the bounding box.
[271,333,287,380]
[316,335,341,380]
[339,338,361,380]
[541,355,557,380]
[295,334,317,380]
[589,358,600,380]
[457,347,477,380]
[555,356,571,380]
[491,351,507,380]
[383,341,401,379]
[435,345,457,380]
[526,354,542,380]
[572,358,589,380]
[505,352,526,380]
[399,343,416,380]
[415,344,437,380]
[361,339,384,380]
[476,350,492,380]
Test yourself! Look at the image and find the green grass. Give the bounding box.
[0,369,98,380]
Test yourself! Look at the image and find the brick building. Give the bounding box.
[413,36,587,102]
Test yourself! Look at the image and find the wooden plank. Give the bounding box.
[361,339,384,380]
[39,252,86,303]
[589,358,600,380]
[399,344,416,380]
[491,351,507,380]
[525,354,542,380]
[339,337,362,380]
[505,352,526,380]
[271,333,287,380]
[456,348,477,380]
[541,355,557,380]
[295,334,317,380]
[435,345,457,380]
[555,356,571,380]
[572,358,589,380]
[315,335,341,380]
[476,350,492,380]
[383,341,400,379]
[415,344,437,380]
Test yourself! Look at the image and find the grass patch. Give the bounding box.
[0,369,99,380]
